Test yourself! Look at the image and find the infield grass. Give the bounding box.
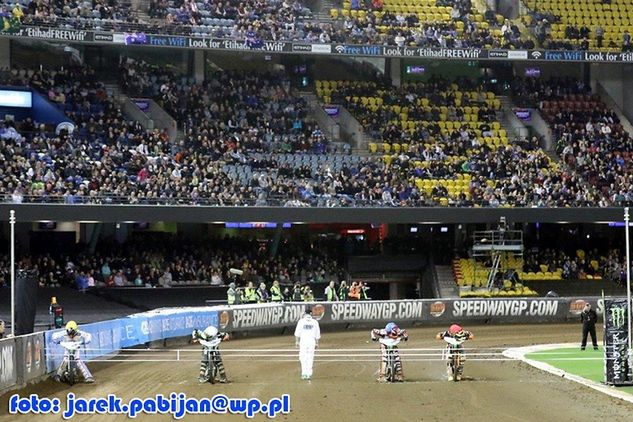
[526,347,633,395]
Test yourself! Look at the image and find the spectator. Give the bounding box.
[292,282,303,301]
[227,282,239,305]
[338,280,349,300]
[325,280,339,301]
[257,282,269,302]
[348,281,361,300]
[595,25,604,48]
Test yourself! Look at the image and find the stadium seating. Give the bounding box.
[452,258,538,297]
[3,0,134,31]
[331,0,515,48]
[523,0,633,50]
[316,78,575,206]
[515,77,633,207]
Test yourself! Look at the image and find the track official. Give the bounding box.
[580,303,599,350]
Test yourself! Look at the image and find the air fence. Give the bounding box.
[0,296,613,394]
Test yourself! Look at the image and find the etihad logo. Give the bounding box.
[94,33,113,42]
[292,44,312,52]
[489,50,508,58]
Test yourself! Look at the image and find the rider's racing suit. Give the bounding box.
[371,328,408,381]
[437,330,472,379]
[51,330,94,382]
[192,327,229,382]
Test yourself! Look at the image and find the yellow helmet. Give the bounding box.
[65,321,78,335]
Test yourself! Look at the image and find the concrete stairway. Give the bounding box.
[315,0,336,20]
[435,265,460,298]
[299,90,341,142]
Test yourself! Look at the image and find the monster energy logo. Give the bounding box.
[610,306,626,328]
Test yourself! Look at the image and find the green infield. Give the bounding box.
[526,347,633,395]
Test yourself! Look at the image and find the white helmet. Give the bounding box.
[202,326,219,338]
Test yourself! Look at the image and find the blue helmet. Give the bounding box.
[385,322,398,333]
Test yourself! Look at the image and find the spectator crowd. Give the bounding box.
[511,76,633,206]
[227,279,371,303]
[1,65,632,207]
[0,234,344,289]
[523,248,628,283]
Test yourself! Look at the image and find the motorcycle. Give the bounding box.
[378,337,402,382]
[199,337,223,384]
[59,341,82,385]
[443,336,466,382]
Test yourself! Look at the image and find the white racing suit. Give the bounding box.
[438,330,472,380]
[294,315,320,379]
[51,331,94,382]
[371,329,408,381]
[192,328,229,382]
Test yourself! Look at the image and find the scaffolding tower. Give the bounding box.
[471,223,524,290]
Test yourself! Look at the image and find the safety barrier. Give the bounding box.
[45,307,219,372]
[215,297,607,331]
[0,332,46,395]
[0,296,614,394]
[0,337,16,394]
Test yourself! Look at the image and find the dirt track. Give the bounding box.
[2,324,632,421]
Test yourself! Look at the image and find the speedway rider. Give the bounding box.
[436,324,474,381]
[371,322,408,382]
[52,321,95,383]
[192,326,230,383]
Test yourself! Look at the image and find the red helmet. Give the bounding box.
[449,324,463,335]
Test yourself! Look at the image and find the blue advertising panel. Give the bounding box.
[45,308,218,372]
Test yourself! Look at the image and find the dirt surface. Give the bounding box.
[2,323,632,421]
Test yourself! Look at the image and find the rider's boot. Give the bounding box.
[78,361,94,383]
[199,361,209,383]
[395,363,404,382]
[377,362,386,382]
[217,361,229,383]
[446,365,454,381]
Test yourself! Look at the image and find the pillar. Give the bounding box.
[388,58,402,87]
[0,38,10,68]
[194,50,205,84]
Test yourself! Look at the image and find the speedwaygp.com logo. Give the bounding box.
[452,300,558,317]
